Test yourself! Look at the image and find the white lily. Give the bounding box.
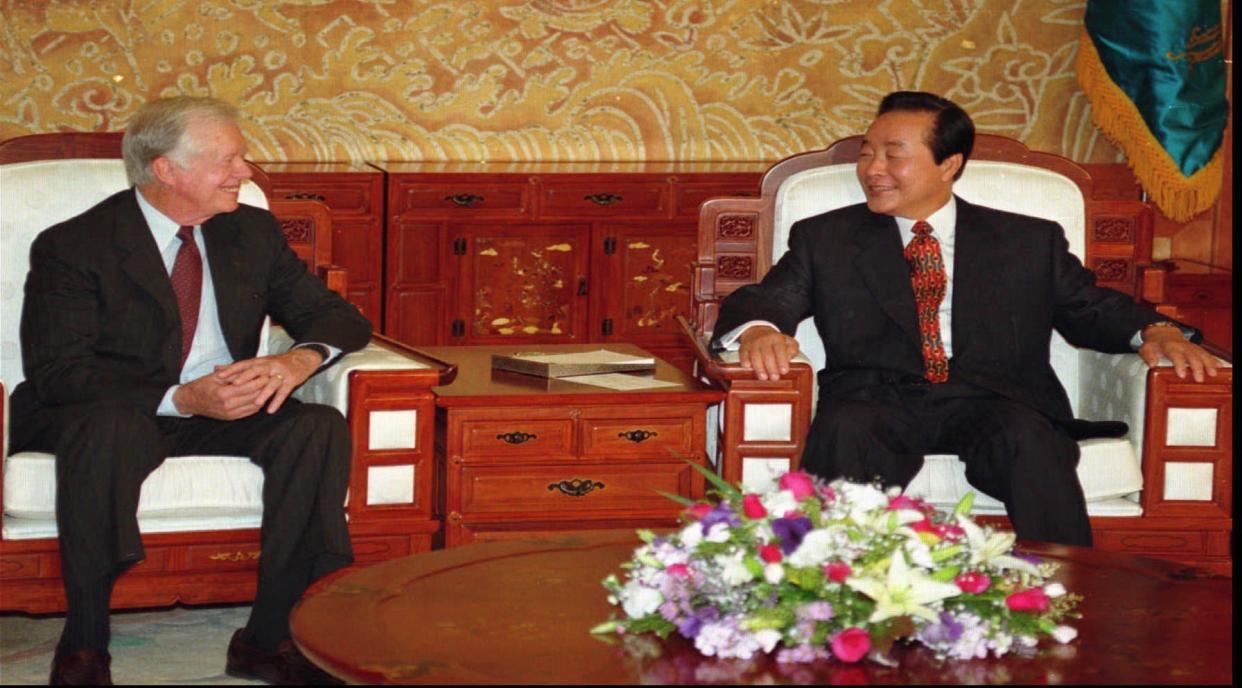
[845,550,962,623]
[956,515,1041,575]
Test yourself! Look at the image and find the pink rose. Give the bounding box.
[824,561,852,583]
[830,627,871,663]
[685,503,713,520]
[1006,587,1051,612]
[742,493,768,519]
[954,571,991,594]
[887,495,921,511]
[758,544,783,563]
[665,563,691,578]
[779,471,817,500]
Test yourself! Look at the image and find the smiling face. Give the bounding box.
[856,110,961,221]
[150,116,251,226]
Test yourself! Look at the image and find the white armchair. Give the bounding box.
[686,135,1232,574]
[0,133,454,613]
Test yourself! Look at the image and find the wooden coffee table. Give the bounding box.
[291,531,1232,684]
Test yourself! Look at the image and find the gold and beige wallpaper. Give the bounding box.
[1,0,1122,163]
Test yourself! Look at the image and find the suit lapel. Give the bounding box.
[949,197,993,350]
[849,212,921,343]
[201,213,246,353]
[114,190,183,373]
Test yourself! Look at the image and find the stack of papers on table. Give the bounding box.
[491,349,656,378]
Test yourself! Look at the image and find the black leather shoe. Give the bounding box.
[225,629,342,685]
[49,648,112,685]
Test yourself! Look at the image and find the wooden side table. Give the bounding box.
[414,344,724,546]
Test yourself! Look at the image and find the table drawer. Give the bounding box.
[457,462,695,515]
[580,416,694,457]
[541,182,668,216]
[459,418,575,457]
[270,182,376,217]
[394,183,531,216]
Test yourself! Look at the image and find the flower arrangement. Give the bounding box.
[592,467,1080,665]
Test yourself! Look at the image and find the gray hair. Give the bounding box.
[122,96,240,187]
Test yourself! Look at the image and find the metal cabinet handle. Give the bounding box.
[618,429,658,443]
[445,194,485,206]
[496,431,537,444]
[547,479,605,497]
[584,193,623,206]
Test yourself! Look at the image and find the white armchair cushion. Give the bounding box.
[3,452,264,539]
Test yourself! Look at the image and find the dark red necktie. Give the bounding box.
[171,225,202,367]
[905,220,949,383]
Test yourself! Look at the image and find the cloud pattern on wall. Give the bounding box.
[0,0,1121,163]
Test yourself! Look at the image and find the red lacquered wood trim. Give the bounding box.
[1140,367,1234,519]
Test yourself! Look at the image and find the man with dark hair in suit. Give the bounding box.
[712,91,1219,548]
[11,96,370,685]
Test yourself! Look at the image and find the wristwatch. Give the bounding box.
[296,343,332,364]
[1141,321,1186,340]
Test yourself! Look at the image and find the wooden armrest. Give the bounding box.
[365,334,458,386]
[677,315,811,383]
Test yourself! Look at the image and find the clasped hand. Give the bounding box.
[172,348,324,420]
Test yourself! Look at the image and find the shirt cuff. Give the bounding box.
[293,342,342,368]
[716,320,781,351]
[1130,324,1194,350]
[158,385,191,418]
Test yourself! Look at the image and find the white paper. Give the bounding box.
[511,349,655,365]
[559,373,679,390]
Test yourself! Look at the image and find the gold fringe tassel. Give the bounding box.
[1075,28,1223,222]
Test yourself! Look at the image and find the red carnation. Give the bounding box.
[758,544,783,563]
[1006,587,1051,612]
[824,561,852,583]
[742,493,768,519]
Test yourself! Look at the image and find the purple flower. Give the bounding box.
[1013,550,1044,566]
[771,516,813,554]
[920,611,965,645]
[699,503,740,530]
[677,606,719,639]
[797,601,834,622]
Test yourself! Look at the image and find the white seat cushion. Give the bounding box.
[2,452,264,540]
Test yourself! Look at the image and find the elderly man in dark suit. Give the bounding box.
[10,97,370,685]
[711,91,1219,548]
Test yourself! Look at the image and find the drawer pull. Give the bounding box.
[208,550,260,562]
[445,193,485,207]
[547,479,605,497]
[283,192,327,201]
[584,193,623,206]
[618,429,659,443]
[496,431,537,444]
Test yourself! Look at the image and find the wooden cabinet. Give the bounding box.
[1141,260,1233,355]
[416,344,724,547]
[376,163,764,370]
[258,162,386,328]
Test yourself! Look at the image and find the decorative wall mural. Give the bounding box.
[0,0,1123,163]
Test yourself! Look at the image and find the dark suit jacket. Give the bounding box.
[12,188,372,419]
[712,197,1185,437]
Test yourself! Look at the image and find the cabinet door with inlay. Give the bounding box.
[592,223,697,348]
[448,224,591,344]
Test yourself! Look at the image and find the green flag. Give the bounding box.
[1076,1,1227,221]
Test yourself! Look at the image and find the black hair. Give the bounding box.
[877,91,974,180]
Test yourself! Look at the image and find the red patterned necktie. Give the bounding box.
[905,220,949,383]
[171,225,202,367]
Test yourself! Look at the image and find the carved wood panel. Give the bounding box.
[451,225,590,344]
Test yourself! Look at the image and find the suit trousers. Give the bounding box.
[801,380,1092,546]
[10,397,354,605]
